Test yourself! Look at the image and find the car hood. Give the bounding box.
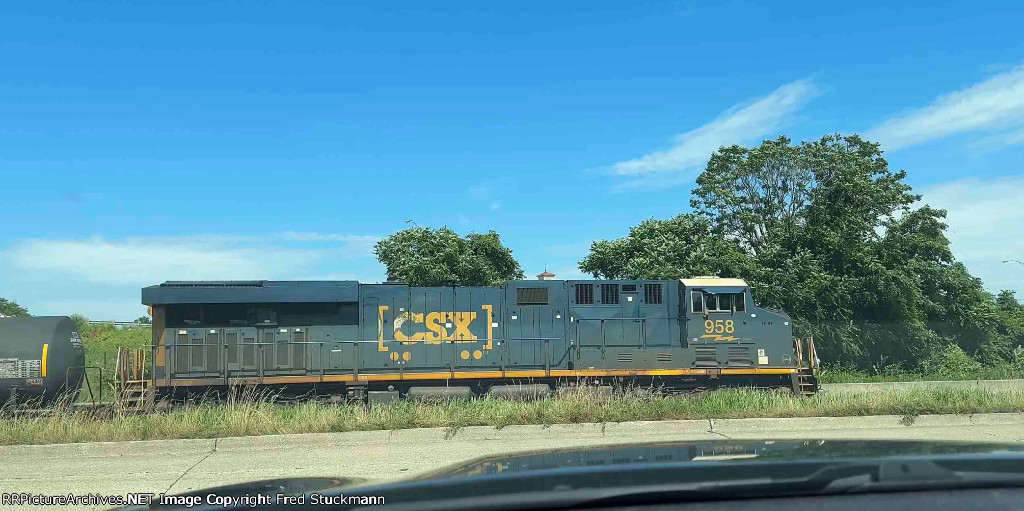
[411,439,1024,480]
[123,439,1024,511]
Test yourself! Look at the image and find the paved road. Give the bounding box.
[2,412,1023,510]
[821,379,1024,393]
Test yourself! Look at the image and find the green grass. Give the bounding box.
[3,386,1024,446]
[819,365,1024,384]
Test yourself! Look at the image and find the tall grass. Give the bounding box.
[3,386,1023,446]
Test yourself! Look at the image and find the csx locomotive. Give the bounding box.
[140,276,818,402]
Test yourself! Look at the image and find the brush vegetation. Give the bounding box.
[3,386,1024,446]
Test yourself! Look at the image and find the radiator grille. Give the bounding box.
[517,287,549,305]
[601,284,620,304]
[695,346,718,367]
[575,284,594,304]
[727,346,752,367]
[644,283,663,304]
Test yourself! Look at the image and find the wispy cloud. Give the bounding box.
[611,78,819,181]
[866,65,1024,151]
[2,232,379,286]
[919,177,1024,295]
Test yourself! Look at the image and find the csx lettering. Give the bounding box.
[394,310,478,342]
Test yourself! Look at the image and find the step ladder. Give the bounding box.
[117,380,154,413]
[792,337,820,396]
[796,370,818,396]
[114,347,154,412]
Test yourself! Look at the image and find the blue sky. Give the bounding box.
[2,1,1024,320]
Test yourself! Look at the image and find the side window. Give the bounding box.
[734,292,746,312]
[690,291,703,313]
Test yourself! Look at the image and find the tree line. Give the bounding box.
[374,134,1024,372]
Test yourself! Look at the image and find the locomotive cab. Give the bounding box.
[681,278,794,370]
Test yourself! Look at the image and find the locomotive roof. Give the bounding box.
[141,280,359,305]
[680,277,749,288]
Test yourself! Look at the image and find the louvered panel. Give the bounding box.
[695,346,718,367]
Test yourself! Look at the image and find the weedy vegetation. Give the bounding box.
[3,386,1024,446]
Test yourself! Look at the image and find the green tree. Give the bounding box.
[578,214,749,280]
[70,314,90,332]
[374,227,524,286]
[586,133,1008,371]
[135,316,152,325]
[0,297,30,317]
[691,136,810,256]
[995,290,1024,352]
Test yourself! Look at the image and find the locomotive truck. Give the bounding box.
[139,276,818,402]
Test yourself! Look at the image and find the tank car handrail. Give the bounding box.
[66,365,103,404]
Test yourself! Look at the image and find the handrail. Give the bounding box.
[156,315,595,382]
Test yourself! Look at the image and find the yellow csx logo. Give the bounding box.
[394,311,477,341]
[378,305,495,352]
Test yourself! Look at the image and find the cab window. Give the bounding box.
[706,292,746,313]
[690,291,703,313]
[708,293,730,312]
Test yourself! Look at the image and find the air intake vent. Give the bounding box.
[601,284,619,304]
[516,287,549,305]
[622,284,637,292]
[695,346,718,367]
[644,283,663,304]
[657,352,672,362]
[617,352,633,363]
[727,346,752,367]
[575,284,594,305]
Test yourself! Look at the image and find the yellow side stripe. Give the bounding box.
[155,367,799,387]
[41,343,49,378]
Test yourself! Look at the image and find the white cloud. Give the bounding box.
[966,127,1024,150]
[919,177,1024,295]
[6,238,320,285]
[866,65,1024,151]
[2,232,378,286]
[612,78,819,178]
